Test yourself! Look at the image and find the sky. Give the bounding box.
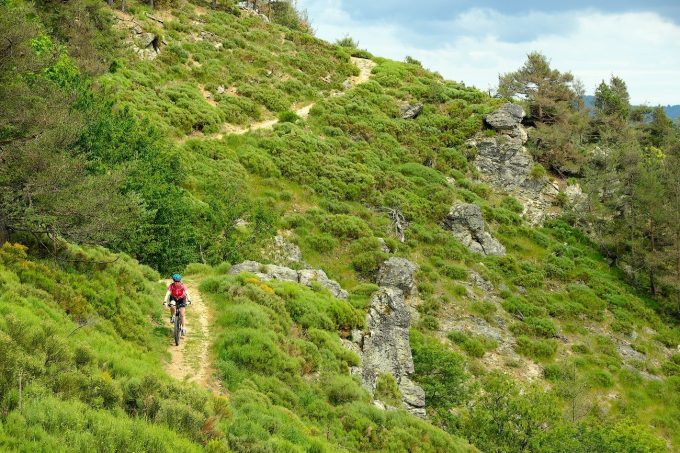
[297,0,680,105]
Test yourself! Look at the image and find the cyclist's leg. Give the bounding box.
[169,298,177,321]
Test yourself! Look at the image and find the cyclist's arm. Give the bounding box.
[163,289,171,304]
[185,288,192,304]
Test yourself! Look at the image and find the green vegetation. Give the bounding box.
[2,0,679,451]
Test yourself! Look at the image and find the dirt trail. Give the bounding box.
[164,280,220,392]
[184,57,376,142]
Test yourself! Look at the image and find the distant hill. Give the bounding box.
[583,95,680,119]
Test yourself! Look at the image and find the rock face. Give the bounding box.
[361,287,426,417]
[298,269,349,300]
[471,103,558,225]
[485,103,528,141]
[443,203,505,256]
[376,257,418,296]
[343,257,426,417]
[229,261,348,299]
[261,234,303,267]
[400,103,423,119]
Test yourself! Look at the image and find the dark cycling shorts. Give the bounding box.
[170,295,188,308]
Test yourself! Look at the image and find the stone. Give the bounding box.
[377,237,391,253]
[262,234,303,267]
[469,271,493,293]
[229,260,264,275]
[229,261,348,299]
[137,32,158,50]
[298,268,349,299]
[400,103,423,120]
[361,287,425,417]
[265,264,299,282]
[443,203,505,256]
[485,103,525,131]
[376,257,418,296]
[216,85,226,94]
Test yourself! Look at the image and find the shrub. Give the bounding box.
[418,315,439,331]
[321,215,371,239]
[441,264,467,280]
[323,375,366,405]
[500,196,524,214]
[411,330,469,412]
[530,163,547,180]
[304,233,337,253]
[516,336,558,360]
[375,373,402,406]
[448,331,497,358]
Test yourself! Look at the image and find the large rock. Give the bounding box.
[376,257,418,296]
[361,287,425,416]
[485,102,526,135]
[400,103,423,120]
[443,203,505,256]
[229,261,348,299]
[298,268,349,300]
[261,234,303,267]
[470,103,557,225]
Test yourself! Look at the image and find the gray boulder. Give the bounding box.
[261,234,303,267]
[376,257,418,296]
[485,103,525,131]
[298,268,349,299]
[485,103,527,142]
[229,260,265,276]
[443,203,505,256]
[265,264,299,282]
[361,287,425,416]
[229,261,348,299]
[400,103,423,120]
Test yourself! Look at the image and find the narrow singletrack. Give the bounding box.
[164,280,219,392]
[183,57,376,142]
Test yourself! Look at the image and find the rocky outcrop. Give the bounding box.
[376,257,418,296]
[443,203,505,256]
[485,103,528,142]
[470,103,558,225]
[228,261,348,299]
[400,103,423,120]
[261,234,303,267]
[298,269,348,300]
[361,287,426,417]
[343,257,426,417]
[114,17,162,60]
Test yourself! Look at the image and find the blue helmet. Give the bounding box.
[171,273,182,282]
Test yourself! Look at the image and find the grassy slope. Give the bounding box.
[3,0,679,450]
[97,0,680,448]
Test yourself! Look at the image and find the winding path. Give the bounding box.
[164,280,220,392]
[184,57,376,141]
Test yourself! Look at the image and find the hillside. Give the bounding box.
[1,0,679,452]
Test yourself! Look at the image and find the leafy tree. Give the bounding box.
[498,52,581,125]
[0,7,142,250]
[498,52,588,174]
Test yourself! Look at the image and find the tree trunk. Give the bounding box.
[107,0,113,6]
[149,0,153,9]
[211,0,216,8]
[121,0,125,11]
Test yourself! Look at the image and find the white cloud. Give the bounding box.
[298,1,680,104]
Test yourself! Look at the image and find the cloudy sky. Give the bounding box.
[297,0,680,105]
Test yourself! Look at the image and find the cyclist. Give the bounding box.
[163,273,191,335]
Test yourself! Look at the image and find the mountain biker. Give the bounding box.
[163,274,191,335]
